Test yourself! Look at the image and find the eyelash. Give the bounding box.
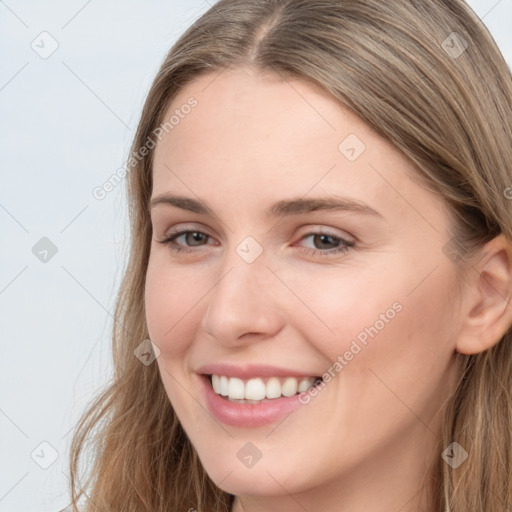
[156,229,355,257]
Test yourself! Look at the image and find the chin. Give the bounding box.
[191,441,320,498]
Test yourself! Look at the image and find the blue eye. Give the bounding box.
[157,229,354,256]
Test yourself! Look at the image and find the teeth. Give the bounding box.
[210,375,319,401]
[266,377,281,399]
[298,377,314,392]
[228,377,245,399]
[219,375,229,396]
[245,378,266,400]
[281,377,298,397]
[211,375,220,393]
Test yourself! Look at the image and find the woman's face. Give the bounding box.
[145,67,462,506]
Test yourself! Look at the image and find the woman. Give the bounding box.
[66,1,512,510]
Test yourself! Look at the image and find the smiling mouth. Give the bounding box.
[207,374,323,403]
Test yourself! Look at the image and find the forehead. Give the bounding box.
[151,67,448,231]
[159,66,372,155]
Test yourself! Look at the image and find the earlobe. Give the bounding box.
[455,233,512,355]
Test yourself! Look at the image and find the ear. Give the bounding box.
[455,233,512,355]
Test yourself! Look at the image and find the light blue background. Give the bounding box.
[1,1,511,510]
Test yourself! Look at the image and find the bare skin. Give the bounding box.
[145,66,512,512]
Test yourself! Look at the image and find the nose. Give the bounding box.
[201,247,285,347]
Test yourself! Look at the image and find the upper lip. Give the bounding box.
[196,363,321,379]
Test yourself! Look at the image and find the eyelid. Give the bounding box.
[156,223,356,260]
[161,222,213,238]
[159,223,354,243]
[296,225,354,241]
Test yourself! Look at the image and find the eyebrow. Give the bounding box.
[149,193,382,218]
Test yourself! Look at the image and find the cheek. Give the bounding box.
[275,265,407,358]
[282,258,458,388]
[284,265,459,461]
[144,257,201,415]
[144,255,199,356]
[333,261,460,412]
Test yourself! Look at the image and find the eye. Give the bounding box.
[156,229,213,254]
[157,227,355,258]
[295,231,355,256]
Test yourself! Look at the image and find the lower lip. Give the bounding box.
[200,375,305,428]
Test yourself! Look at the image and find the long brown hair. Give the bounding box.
[68,1,512,510]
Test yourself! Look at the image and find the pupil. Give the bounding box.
[316,234,334,248]
[189,232,204,245]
